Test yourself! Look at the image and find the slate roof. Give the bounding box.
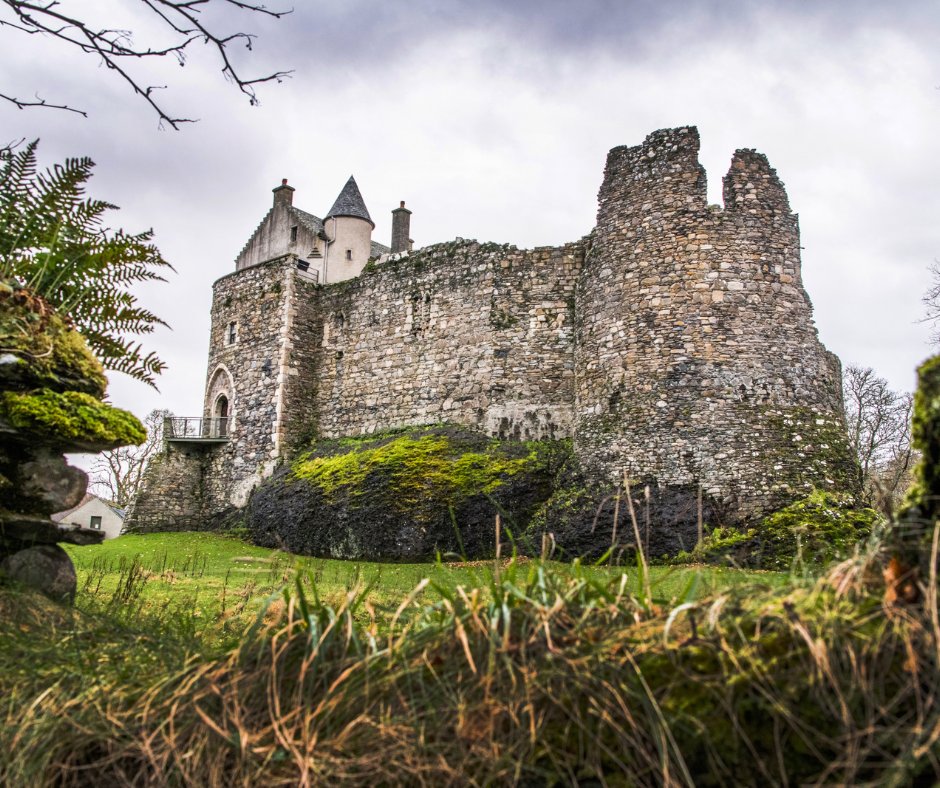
[325,176,375,228]
[371,240,391,258]
[290,204,387,257]
[289,206,324,235]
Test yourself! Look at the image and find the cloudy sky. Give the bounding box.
[1,0,938,431]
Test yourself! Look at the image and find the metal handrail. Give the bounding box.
[165,417,230,441]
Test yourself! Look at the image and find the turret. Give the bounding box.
[323,175,374,283]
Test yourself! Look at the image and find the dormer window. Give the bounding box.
[228,322,237,345]
[346,249,352,261]
[290,225,298,244]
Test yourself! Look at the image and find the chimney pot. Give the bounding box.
[272,178,295,208]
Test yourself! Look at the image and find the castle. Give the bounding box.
[126,126,856,540]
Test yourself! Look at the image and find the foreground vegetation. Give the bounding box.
[2,526,938,785]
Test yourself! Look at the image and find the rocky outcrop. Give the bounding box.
[0,281,145,600]
[247,426,567,561]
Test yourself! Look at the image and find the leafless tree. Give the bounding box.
[843,364,915,515]
[0,0,291,128]
[91,408,170,507]
[922,260,940,343]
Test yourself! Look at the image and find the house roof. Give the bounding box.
[289,206,324,235]
[371,240,391,258]
[51,493,124,522]
[324,176,375,228]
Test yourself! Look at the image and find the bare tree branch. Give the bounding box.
[0,0,291,129]
[90,409,171,507]
[0,90,88,116]
[843,364,916,515]
[922,260,940,343]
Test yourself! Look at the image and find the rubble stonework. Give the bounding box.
[575,126,853,516]
[124,127,858,546]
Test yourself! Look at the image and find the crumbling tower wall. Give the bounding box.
[574,126,855,525]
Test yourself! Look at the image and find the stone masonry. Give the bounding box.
[125,127,858,539]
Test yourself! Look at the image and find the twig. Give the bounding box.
[0,0,292,128]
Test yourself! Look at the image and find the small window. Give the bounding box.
[90,516,102,530]
[290,225,298,243]
[345,249,352,261]
[228,322,237,345]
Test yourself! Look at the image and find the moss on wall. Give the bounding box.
[292,434,533,510]
[0,390,145,450]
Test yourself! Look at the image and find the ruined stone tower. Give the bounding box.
[125,127,856,545]
[575,127,849,516]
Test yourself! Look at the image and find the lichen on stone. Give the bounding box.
[0,389,145,450]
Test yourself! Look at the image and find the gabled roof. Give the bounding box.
[51,493,124,522]
[325,176,374,228]
[289,206,324,235]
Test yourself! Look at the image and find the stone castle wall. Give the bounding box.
[574,127,854,513]
[312,240,585,440]
[129,126,858,541]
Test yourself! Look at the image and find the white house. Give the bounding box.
[52,494,125,540]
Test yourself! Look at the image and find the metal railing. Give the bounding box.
[165,417,230,441]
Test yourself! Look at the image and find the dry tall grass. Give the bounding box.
[2,524,938,786]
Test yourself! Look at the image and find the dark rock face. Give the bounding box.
[247,428,564,561]
[532,476,728,561]
[1,544,77,603]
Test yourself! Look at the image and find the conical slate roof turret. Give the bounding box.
[325,175,374,228]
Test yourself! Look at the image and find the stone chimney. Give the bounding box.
[391,200,412,254]
[272,178,294,208]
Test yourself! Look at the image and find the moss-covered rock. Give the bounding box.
[0,389,145,451]
[247,426,568,560]
[0,281,107,397]
[687,490,878,570]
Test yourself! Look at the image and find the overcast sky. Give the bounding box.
[2,0,938,432]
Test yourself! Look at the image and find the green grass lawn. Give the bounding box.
[64,532,785,646]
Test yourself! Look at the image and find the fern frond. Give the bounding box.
[0,140,172,388]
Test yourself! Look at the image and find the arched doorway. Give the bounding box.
[214,395,229,437]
